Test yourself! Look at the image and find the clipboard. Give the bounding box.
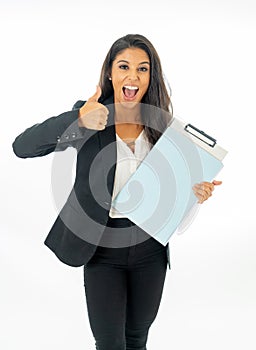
[112,117,228,245]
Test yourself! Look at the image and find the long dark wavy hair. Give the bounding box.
[99,34,173,145]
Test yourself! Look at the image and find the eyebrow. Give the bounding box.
[116,60,150,65]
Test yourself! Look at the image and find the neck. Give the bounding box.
[114,103,141,124]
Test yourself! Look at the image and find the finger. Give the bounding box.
[100,118,108,126]
[97,121,107,130]
[97,115,108,128]
[197,193,211,204]
[193,183,211,193]
[212,180,222,186]
[85,115,106,130]
[194,182,214,193]
[87,121,105,131]
[203,183,214,196]
[193,188,210,198]
[97,110,109,120]
[193,190,206,204]
[87,104,109,117]
[201,181,215,191]
[95,104,109,116]
[193,186,212,203]
[96,116,108,129]
[88,85,102,102]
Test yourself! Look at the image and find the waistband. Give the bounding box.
[106,217,136,228]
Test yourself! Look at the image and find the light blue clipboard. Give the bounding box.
[112,117,228,245]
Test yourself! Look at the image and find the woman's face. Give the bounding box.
[110,47,150,106]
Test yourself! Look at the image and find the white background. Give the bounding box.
[1,0,255,349]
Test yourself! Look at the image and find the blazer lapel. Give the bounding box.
[97,95,117,196]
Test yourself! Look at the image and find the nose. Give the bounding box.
[127,68,139,81]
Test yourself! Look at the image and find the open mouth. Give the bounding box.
[122,85,139,99]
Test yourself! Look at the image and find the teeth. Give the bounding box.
[124,86,139,90]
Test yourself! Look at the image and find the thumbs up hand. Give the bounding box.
[78,86,109,130]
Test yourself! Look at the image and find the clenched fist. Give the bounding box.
[78,86,109,130]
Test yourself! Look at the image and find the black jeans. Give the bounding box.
[83,217,168,350]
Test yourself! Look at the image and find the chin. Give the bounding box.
[119,99,141,109]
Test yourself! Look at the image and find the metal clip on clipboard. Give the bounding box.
[184,124,217,147]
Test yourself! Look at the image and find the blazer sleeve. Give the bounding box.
[12,100,87,158]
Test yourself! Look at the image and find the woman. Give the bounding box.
[12,34,221,350]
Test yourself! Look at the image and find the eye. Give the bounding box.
[119,64,129,70]
[138,66,149,72]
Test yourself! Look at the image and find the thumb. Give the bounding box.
[88,85,102,102]
[212,180,222,186]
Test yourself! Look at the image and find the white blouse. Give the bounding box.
[109,129,151,218]
[109,129,200,234]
